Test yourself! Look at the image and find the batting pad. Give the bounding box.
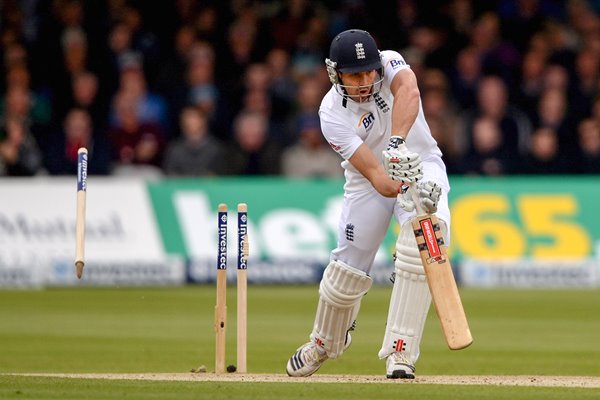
[378,220,439,364]
[311,260,373,358]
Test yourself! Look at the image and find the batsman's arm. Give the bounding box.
[348,144,403,198]
[390,68,420,140]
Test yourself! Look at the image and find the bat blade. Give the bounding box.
[411,214,473,350]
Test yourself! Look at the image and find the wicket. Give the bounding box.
[75,147,88,279]
[214,203,249,374]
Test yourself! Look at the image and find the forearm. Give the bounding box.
[349,144,400,198]
[369,170,402,198]
[390,69,420,139]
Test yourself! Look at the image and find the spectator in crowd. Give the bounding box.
[57,71,109,131]
[0,116,43,176]
[241,62,273,118]
[469,11,520,83]
[457,75,532,157]
[281,113,343,178]
[156,25,197,131]
[1,41,29,92]
[266,48,297,125]
[195,4,223,45]
[59,27,89,92]
[449,46,482,110]
[289,13,328,80]
[517,49,548,121]
[0,84,52,150]
[219,8,267,113]
[420,69,461,170]
[163,106,224,176]
[108,93,165,172]
[29,0,89,95]
[543,63,570,92]
[520,127,568,174]
[497,0,553,52]
[570,47,600,122]
[109,53,169,133]
[119,4,161,82]
[457,116,513,176]
[224,111,280,175]
[185,41,230,139]
[534,87,576,157]
[285,75,328,146]
[4,57,52,121]
[45,107,110,175]
[577,118,600,173]
[405,23,454,73]
[105,21,134,94]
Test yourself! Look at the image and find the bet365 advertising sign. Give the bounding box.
[147,176,600,269]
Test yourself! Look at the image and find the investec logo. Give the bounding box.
[358,112,375,131]
[78,152,87,191]
[217,213,227,269]
[238,213,247,269]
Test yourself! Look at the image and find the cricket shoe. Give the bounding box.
[286,333,353,377]
[386,352,415,379]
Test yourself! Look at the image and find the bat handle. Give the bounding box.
[388,136,426,216]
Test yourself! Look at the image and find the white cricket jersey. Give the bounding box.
[319,50,447,193]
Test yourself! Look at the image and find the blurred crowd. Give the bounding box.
[1,0,600,178]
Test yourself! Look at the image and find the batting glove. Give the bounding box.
[382,148,423,183]
[415,180,441,214]
[396,181,442,214]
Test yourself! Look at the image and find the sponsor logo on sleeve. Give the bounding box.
[389,59,406,69]
[329,142,342,152]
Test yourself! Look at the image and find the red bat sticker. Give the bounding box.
[420,218,441,258]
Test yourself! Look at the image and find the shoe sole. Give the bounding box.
[386,370,415,379]
[286,364,322,377]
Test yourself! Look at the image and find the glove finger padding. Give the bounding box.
[396,181,442,214]
[397,185,415,212]
[388,168,423,183]
[383,150,423,183]
[416,181,442,214]
[386,154,422,170]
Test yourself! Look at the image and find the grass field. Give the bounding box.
[1,285,599,399]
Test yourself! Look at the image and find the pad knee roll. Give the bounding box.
[311,260,372,358]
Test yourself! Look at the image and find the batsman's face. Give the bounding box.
[339,69,378,102]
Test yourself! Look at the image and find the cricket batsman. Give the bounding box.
[286,29,450,379]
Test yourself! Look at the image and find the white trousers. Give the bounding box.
[330,162,451,274]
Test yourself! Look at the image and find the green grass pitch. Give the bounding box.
[0,285,599,399]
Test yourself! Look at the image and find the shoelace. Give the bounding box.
[302,345,327,365]
[390,352,412,366]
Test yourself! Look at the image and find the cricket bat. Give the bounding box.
[388,137,473,350]
[410,211,472,349]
